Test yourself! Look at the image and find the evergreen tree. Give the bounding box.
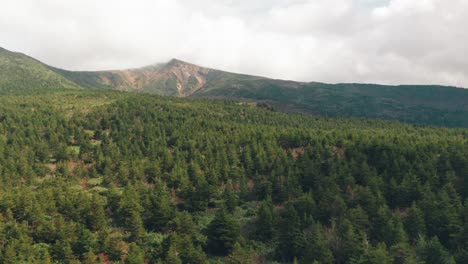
[125,243,145,264]
[255,196,275,241]
[302,223,334,264]
[366,243,393,264]
[404,202,426,241]
[83,250,98,264]
[206,210,240,256]
[87,193,107,231]
[224,180,238,213]
[276,204,306,262]
[165,245,182,264]
[225,243,252,264]
[416,236,456,264]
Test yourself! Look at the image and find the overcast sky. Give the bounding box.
[1,0,467,87]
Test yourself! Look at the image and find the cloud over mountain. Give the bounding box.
[1,0,467,87]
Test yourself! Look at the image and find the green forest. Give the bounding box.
[2,46,468,129]
[0,88,467,263]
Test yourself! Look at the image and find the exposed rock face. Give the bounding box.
[83,59,212,96]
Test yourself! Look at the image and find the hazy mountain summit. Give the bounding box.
[54,58,217,96]
[1,46,467,127]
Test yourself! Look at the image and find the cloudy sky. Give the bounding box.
[1,0,467,87]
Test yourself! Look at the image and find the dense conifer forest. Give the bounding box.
[0,88,467,263]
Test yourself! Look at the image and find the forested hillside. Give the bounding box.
[0,48,81,93]
[0,89,466,263]
[194,82,468,127]
[2,46,468,128]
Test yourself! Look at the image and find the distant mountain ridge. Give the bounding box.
[51,58,219,96]
[1,46,467,127]
[51,58,271,97]
[0,47,81,93]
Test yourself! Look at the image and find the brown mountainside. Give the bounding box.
[1,46,467,127]
[54,59,215,96]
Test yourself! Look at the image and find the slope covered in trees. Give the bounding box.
[0,88,466,263]
[0,48,81,93]
[194,81,468,127]
[1,46,468,127]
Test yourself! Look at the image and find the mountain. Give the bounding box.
[0,47,81,93]
[51,58,263,97]
[194,80,468,127]
[0,47,467,263]
[1,46,467,127]
[52,55,468,127]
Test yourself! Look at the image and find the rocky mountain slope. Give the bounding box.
[1,46,467,127]
[52,59,219,96]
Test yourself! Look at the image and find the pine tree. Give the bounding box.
[404,202,426,241]
[118,186,145,242]
[302,223,334,264]
[128,210,145,242]
[331,219,365,263]
[83,250,98,264]
[276,204,306,262]
[88,193,107,231]
[256,197,275,241]
[416,236,455,264]
[224,180,238,212]
[367,243,393,264]
[147,184,173,232]
[125,243,145,264]
[225,243,252,264]
[206,209,240,256]
[2,243,17,264]
[165,245,182,264]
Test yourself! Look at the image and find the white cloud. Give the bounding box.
[0,0,467,87]
[373,0,435,17]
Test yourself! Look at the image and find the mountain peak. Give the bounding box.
[84,57,213,97]
[165,58,195,68]
[137,58,192,71]
[168,58,186,64]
